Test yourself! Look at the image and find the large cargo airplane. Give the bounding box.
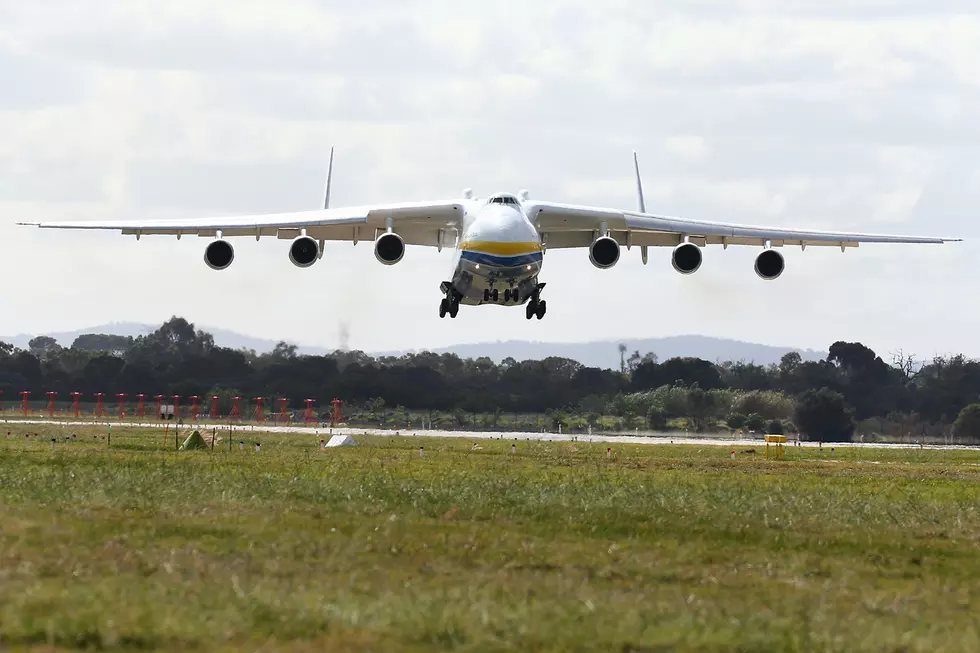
[19,149,959,320]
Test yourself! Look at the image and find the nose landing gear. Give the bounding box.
[484,284,521,304]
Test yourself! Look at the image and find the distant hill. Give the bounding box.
[0,322,328,355]
[382,335,824,369]
[2,322,824,370]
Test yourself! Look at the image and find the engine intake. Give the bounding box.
[589,235,620,269]
[375,232,405,265]
[754,249,784,280]
[672,242,702,274]
[204,239,234,270]
[289,235,319,268]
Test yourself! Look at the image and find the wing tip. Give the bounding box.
[16,222,40,226]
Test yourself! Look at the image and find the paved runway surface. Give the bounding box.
[3,417,973,451]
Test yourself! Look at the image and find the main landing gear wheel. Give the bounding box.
[439,297,460,319]
[491,288,499,302]
[526,298,547,320]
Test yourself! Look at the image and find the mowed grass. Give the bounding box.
[2,426,980,651]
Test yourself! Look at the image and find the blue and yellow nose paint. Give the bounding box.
[458,240,544,267]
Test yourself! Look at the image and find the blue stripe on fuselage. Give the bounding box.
[459,250,544,267]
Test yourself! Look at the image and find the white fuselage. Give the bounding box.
[448,196,544,306]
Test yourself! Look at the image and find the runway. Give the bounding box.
[3,417,974,451]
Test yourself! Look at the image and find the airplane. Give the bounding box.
[18,149,960,320]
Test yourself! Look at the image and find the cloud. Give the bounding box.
[0,0,978,359]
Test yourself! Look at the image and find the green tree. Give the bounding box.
[29,336,62,361]
[646,406,667,431]
[795,388,854,442]
[71,334,135,356]
[586,412,601,430]
[369,397,387,422]
[270,341,298,360]
[745,413,766,432]
[952,404,980,444]
[732,391,794,420]
[727,413,747,430]
[767,419,784,435]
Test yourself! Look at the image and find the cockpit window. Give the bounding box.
[488,194,519,205]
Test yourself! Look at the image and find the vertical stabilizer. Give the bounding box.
[633,150,646,213]
[324,146,334,209]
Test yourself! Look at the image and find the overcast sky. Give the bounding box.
[2,0,979,359]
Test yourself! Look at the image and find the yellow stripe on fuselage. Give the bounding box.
[458,240,543,256]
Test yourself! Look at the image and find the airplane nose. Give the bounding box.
[473,206,533,242]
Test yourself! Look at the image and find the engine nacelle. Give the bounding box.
[754,249,785,280]
[375,232,405,265]
[671,242,702,274]
[204,239,234,270]
[289,235,319,268]
[589,235,620,269]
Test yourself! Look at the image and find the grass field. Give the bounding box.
[2,425,980,652]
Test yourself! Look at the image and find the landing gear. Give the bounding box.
[439,284,461,319]
[439,296,459,318]
[525,285,547,320]
[504,288,519,302]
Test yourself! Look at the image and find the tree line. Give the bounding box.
[3,316,980,442]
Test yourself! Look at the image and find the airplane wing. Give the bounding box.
[524,152,958,250]
[523,199,958,250]
[17,200,465,248]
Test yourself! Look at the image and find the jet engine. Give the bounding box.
[288,235,319,268]
[204,239,234,271]
[671,242,702,274]
[589,235,620,269]
[754,249,784,280]
[375,232,405,265]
